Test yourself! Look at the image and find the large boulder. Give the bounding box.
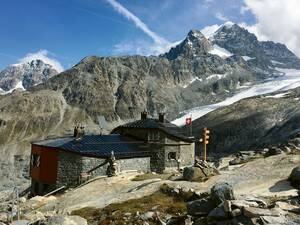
[187,198,215,216]
[207,206,228,222]
[183,160,218,182]
[211,182,235,206]
[183,167,206,182]
[288,166,300,188]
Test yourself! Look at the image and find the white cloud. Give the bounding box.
[243,0,300,57]
[105,0,171,51]
[113,39,181,56]
[215,12,229,22]
[18,50,64,72]
[240,6,250,14]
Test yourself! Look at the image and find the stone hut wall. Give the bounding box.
[57,151,151,188]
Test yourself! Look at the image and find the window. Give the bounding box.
[168,152,177,160]
[147,132,160,141]
[31,154,41,167]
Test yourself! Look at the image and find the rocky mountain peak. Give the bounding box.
[162,29,212,60]
[212,23,260,57]
[0,59,59,92]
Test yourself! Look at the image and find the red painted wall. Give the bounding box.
[30,145,59,183]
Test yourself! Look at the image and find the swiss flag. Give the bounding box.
[185,117,192,125]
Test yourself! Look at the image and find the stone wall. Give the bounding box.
[57,151,151,188]
[57,151,83,188]
[118,157,151,172]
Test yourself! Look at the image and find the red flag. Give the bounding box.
[185,117,192,125]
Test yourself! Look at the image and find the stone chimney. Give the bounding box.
[73,126,79,137]
[74,125,85,140]
[159,113,165,123]
[141,111,148,120]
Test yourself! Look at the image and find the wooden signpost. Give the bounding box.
[199,127,210,161]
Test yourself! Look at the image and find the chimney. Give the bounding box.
[73,126,78,137]
[159,113,165,123]
[141,111,148,120]
[74,125,85,140]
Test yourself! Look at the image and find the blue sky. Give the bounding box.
[0,0,269,70]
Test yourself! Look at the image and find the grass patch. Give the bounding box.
[72,190,187,225]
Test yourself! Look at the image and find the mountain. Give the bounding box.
[0,23,300,191]
[189,86,300,156]
[0,59,58,93]
[211,23,300,71]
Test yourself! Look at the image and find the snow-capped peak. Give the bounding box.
[0,59,59,94]
[223,21,235,28]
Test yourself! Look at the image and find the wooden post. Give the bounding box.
[203,136,207,161]
[202,127,210,162]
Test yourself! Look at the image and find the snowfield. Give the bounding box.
[172,68,300,126]
[209,44,233,58]
[0,81,25,95]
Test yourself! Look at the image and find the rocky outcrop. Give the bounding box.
[183,160,218,182]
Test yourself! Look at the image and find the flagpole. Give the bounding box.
[190,114,192,137]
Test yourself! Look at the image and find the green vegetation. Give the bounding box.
[72,190,187,224]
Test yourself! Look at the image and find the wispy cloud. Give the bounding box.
[18,50,64,72]
[105,0,174,55]
[215,12,229,22]
[105,0,169,45]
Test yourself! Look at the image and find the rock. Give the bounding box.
[231,208,241,217]
[275,201,300,213]
[211,182,235,206]
[260,215,287,224]
[0,212,8,223]
[266,147,283,156]
[207,206,228,222]
[193,218,206,225]
[183,167,206,182]
[166,215,189,225]
[289,166,300,187]
[139,211,155,221]
[292,138,300,147]
[183,160,218,182]
[19,197,27,203]
[229,157,244,165]
[10,220,30,225]
[24,210,45,221]
[187,198,215,216]
[40,215,88,225]
[243,196,267,208]
[223,200,232,212]
[243,207,280,218]
[282,146,292,154]
[184,215,193,225]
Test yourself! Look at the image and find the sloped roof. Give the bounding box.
[112,118,194,142]
[32,134,151,159]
